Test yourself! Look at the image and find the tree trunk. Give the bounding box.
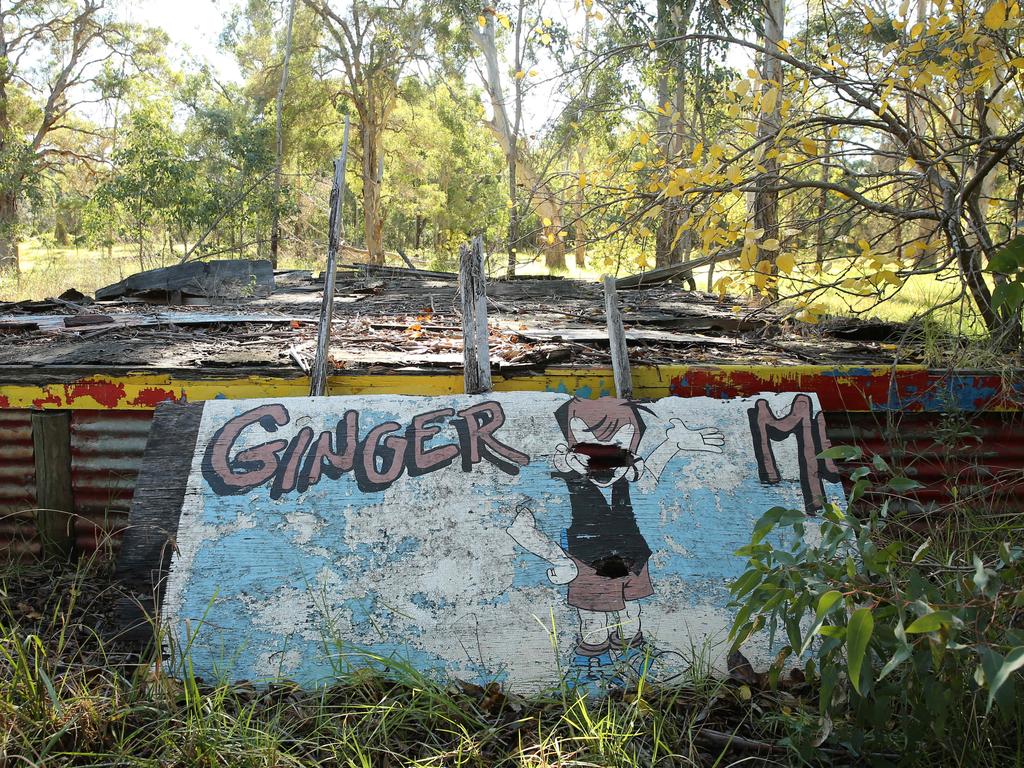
[815,138,831,266]
[654,0,673,270]
[507,153,519,277]
[0,189,18,271]
[361,121,385,265]
[752,0,785,299]
[575,146,586,270]
[270,0,298,268]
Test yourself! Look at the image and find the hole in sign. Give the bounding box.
[572,442,634,483]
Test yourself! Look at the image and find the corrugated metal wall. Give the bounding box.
[0,411,39,559]
[0,406,1020,559]
[827,411,1024,515]
[69,411,153,555]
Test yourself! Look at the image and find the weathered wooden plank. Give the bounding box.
[31,410,75,558]
[604,276,632,399]
[112,402,204,646]
[460,236,492,394]
[309,123,350,397]
[119,391,844,690]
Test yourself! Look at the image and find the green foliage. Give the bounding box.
[989,235,1024,316]
[729,453,1024,756]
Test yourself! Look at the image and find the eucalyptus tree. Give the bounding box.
[304,0,442,264]
[0,0,159,270]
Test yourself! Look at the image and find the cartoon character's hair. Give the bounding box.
[554,397,649,453]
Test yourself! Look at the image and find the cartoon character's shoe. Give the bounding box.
[564,639,625,690]
[611,632,658,678]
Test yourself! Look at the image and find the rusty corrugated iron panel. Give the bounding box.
[0,410,39,559]
[825,411,1024,514]
[69,410,153,555]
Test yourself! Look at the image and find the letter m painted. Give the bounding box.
[748,394,840,513]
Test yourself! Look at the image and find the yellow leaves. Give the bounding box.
[578,173,588,189]
[739,242,759,270]
[761,238,781,251]
[726,165,743,185]
[753,259,774,291]
[542,17,553,27]
[776,252,796,274]
[546,233,555,244]
[648,40,657,50]
[760,87,779,114]
[984,0,1007,29]
[734,79,751,98]
[798,137,818,156]
[477,15,487,29]
[726,104,741,118]
[910,21,925,36]
[514,70,526,80]
[542,217,553,227]
[638,132,651,145]
[629,161,646,171]
[540,32,552,44]
[528,68,538,77]
[691,142,704,164]
[713,275,734,299]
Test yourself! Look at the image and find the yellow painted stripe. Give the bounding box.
[0,364,947,411]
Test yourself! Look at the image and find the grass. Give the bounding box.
[0,553,820,767]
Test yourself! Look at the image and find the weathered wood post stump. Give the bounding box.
[603,275,633,399]
[460,235,492,395]
[31,410,75,558]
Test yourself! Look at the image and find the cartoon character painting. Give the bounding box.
[506,397,725,686]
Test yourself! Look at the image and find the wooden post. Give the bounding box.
[460,236,492,394]
[603,275,632,399]
[309,116,350,397]
[31,410,75,558]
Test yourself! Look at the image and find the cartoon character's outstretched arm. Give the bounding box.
[639,418,725,483]
[506,505,579,585]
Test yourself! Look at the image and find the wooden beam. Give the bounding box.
[309,116,350,397]
[460,236,492,394]
[603,275,632,399]
[31,410,75,558]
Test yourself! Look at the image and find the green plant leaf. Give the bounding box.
[799,590,845,655]
[887,476,922,493]
[847,608,874,695]
[878,643,913,681]
[986,646,1024,713]
[818,445,862,461]
[992,280,1024,313]
[905,610,954,633]
[987,235,1024,274]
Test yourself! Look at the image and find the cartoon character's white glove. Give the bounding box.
[667,418,725,453]
[552,443,588,474]
[547,558,579,585]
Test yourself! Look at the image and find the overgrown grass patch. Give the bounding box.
[0,555,825,767]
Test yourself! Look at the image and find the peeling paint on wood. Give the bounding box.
[121,392,845,691]
[3,365,1022,412]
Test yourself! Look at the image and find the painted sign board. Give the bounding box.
[116,392,843,691]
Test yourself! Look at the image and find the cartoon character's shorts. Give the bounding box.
[566,556,654,612]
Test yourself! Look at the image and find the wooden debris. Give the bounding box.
[95,259,275,302]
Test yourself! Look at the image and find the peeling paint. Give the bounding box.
[3,366,1020,412]
[158,392,844,691]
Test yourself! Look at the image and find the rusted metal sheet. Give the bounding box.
[0,410,39,559]
[826,411,1024,513]
[69,410,153,555]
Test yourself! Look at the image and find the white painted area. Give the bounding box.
[161,392,843,689]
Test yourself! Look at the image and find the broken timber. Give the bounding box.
[460,236,492,394]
